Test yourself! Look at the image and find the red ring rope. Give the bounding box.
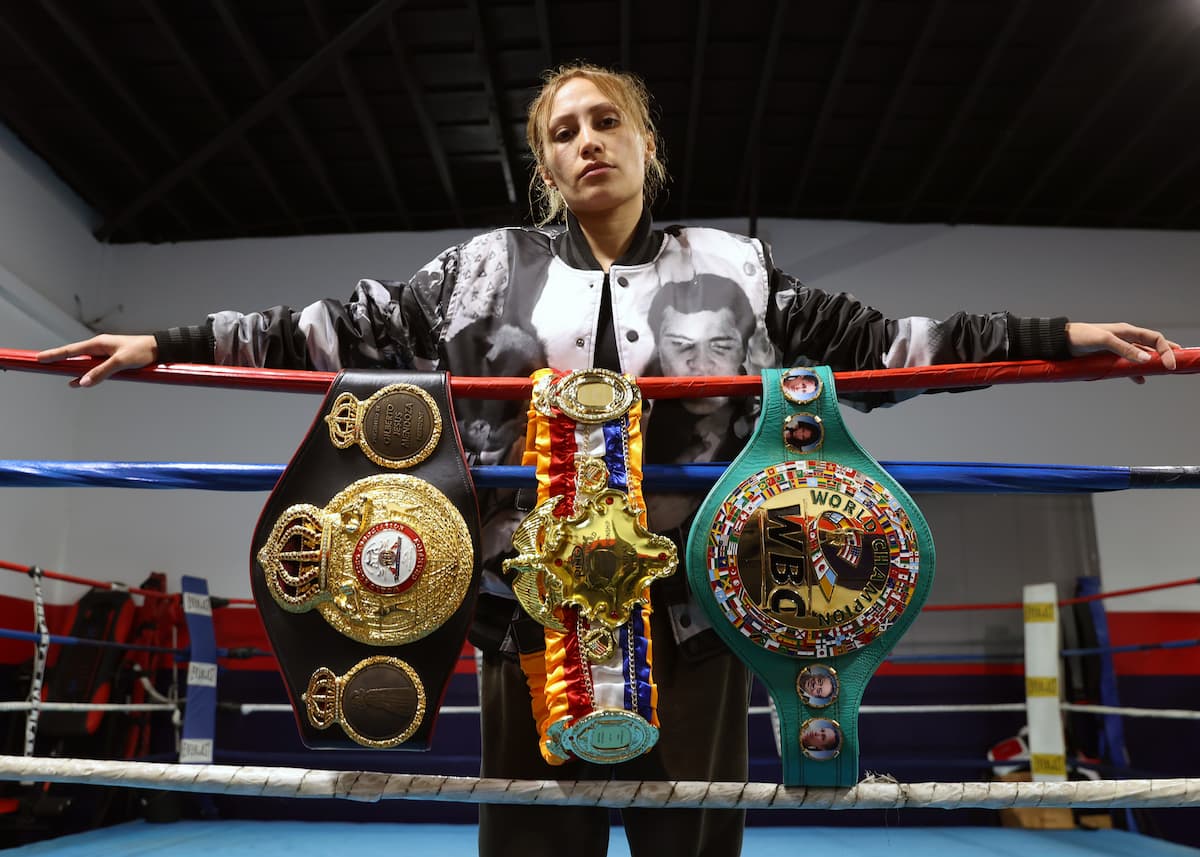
[4,557,1192,614]
[1,347,1197,396]
[0,560,254,605]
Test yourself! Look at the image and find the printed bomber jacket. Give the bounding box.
[156,214,1070,653]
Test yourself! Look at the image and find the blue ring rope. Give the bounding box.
[3,460,1196,493]
[1061,638,1200,658]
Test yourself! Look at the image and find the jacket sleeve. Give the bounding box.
[765,256,1071,409]
[153,245,459,371]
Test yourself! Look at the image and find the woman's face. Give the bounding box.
[540,77,652,220]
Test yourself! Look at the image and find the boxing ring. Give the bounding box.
[0,348,1198,855]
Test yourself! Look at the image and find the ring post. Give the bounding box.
[1077,574,1137,831]
[1023,582,1067,782]
[180,576,217,765]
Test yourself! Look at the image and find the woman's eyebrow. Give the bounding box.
[548,101,621,128]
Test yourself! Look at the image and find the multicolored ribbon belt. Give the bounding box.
[687,366,936,786]
[505,368,678,765]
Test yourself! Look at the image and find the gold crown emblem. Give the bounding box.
[325,392,362,449]
[304,667,340,729]
[258,504,327,611]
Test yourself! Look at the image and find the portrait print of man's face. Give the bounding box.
[657,305,747,413]
[648,274,757,415]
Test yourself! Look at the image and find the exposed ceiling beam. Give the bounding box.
[840,0,946,218]
[385,18,463,225]
[140,0,302,234]
[40,0,240,230]
[1006,14,1177,224]
[899,0,1030,221]
[1170,191,1200,230]
[1059,22,1200,225]
[0,86,122,235]
[212,0,355,232]
[305,0,411,228]
[95,0,406,241]
[677,0,710,218]
[949,0,1101,224]
[1127,139,1200,226]
[466,0,520,208]
[736,0,788,212]
[0,12,192,238]
[788,0,872,216]
[534,0,554,69]
[620,0,631,70]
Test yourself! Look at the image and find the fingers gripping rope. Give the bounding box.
[0,756,1197,810]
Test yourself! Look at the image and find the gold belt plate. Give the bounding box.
[505,489,677,635]
[258,473,474,646]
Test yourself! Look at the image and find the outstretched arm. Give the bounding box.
[36,334,158,387]
[34,243,461,389]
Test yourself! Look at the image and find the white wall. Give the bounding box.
[0,132,1197,613]
[0,126,104,605]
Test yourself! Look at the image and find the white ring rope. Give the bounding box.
[0,756,1196,809]
[0,702,177,713]
[7,696,1190,715]
[1061,703,1200,721]
[7,699,1195,721]
[228,701,1195,719]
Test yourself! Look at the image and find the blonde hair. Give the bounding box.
[525,63,667,225]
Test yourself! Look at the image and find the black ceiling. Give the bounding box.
[1,0,1199,244]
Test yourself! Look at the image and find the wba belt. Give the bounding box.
[504,368,677,765]
[687,366,935,786]
[252,370,481,750]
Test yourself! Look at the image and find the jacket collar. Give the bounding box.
[556,207,662,271]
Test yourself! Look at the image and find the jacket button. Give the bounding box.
[617,276,630,287]
[626,330,639,342]
[576,338,586,348]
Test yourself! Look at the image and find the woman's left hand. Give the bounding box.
[1066,321,1181,383]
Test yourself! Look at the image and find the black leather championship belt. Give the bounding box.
[251,371,481,750]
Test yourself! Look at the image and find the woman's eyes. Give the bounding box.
[552,115,620,142]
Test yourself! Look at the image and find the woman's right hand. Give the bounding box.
[36,334,158,387]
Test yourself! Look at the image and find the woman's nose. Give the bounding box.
[579,127,601,156]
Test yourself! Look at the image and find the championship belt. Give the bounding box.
[686,366,935,786]
[252,371,481,750]
[504,368,677,765]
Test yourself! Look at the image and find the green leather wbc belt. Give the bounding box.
[686,366,935,786]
